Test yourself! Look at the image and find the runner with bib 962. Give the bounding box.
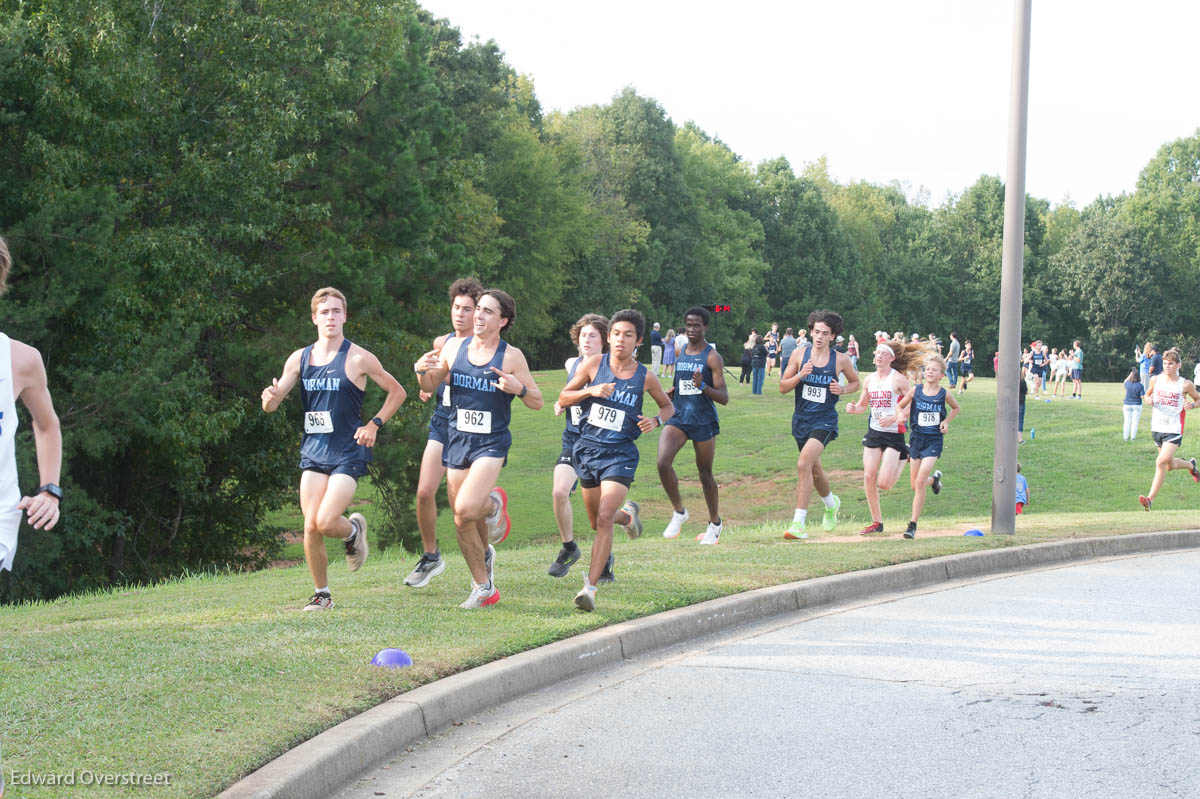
[414,290,543,609]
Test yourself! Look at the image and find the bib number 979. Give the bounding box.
[587,404,625,432]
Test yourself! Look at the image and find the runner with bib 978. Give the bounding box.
[779,310,860,540]
[414,290,543,609]
[904,355,959,539]
[558,309,674,612]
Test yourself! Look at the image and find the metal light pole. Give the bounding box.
[991,0,1032,535]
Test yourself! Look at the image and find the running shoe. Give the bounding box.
[547,544,580,578]
[1190,458,1199,483]
[486,487,510,544]
[598,553,616,584]
[345,513,368,571]
[303,592,334,611]
[459,582,500,609]
[859,521,885,535]
[903,522,917,539]
[697,521,722,545]
[404,551,445,588]
[931,470,943,496]
[783,520,807,540]
[1139,495,1152,511]
[662,508,689,538]
[574,584,596,612]
[822,495,841,531]
[621,499,643,540]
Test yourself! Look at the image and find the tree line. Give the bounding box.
[1,0,1196,599]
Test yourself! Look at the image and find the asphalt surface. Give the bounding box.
[335,550,1200,799]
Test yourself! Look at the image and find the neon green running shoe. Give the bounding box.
[822,495,841,531]
[783,519,807,540]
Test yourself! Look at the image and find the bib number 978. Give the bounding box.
[918,411,940,428]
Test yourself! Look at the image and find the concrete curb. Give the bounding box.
[219,530,1200,799]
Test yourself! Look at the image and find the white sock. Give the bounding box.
[821,493,838,509]
[792,509,807,523]
[581,580,595,592]
[315,586,329,595]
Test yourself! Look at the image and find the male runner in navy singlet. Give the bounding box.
[559,309,674,612]
[779,310,860,539]
[405,278,484,589]
[262,288,407,610]
[414,290,543,608]
[657,306,728,544]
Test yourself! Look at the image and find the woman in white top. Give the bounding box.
[1139,348,1200,510]
[845,340,927,534]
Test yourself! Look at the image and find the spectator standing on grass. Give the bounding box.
[1137,343,1151,387]
[750,335,768,395]
[661,327,677,379]
[740,330,755,385]
[846,334,859,371]
[1123,369,1145,441]
[1070,340,1084,399]
[649,322,663,376]
[946,331,961,390]
[780,327,798,376]
[1149,344,1163,380]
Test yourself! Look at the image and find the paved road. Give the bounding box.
[337,551,1200,799]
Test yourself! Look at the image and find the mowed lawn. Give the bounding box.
[2,371,1196,798]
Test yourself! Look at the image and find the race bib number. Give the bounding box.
[918,411,940,428]
[457,408,493,434]
[587,403,625,432]
[802,383,827,404]
[304,411,334,434]
[679,378,702,396]
[441,385,451,407]
[570,405,583,426]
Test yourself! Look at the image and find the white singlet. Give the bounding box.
[0,334,22,571]
[866,370,904,433]
[1150,375,1186,435]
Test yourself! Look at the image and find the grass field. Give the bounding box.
[2,371,1196,798]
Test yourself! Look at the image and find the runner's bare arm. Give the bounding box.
[349,349,407,447]
[492,347,543,410]
[262,348,303,413]
[941,391,961,433]
[13,341,62,530]
[703,349,730,405]
[559,354,607,406]
[414,337,460,393]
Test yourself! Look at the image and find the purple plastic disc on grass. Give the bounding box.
[370,648,413,668]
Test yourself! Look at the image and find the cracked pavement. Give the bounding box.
[337,550,1200,799]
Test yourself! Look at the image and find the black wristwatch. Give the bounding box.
[371,417,384,428]
[38,483,63,501]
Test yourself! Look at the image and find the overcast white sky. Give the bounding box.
[420,0,1199,208]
